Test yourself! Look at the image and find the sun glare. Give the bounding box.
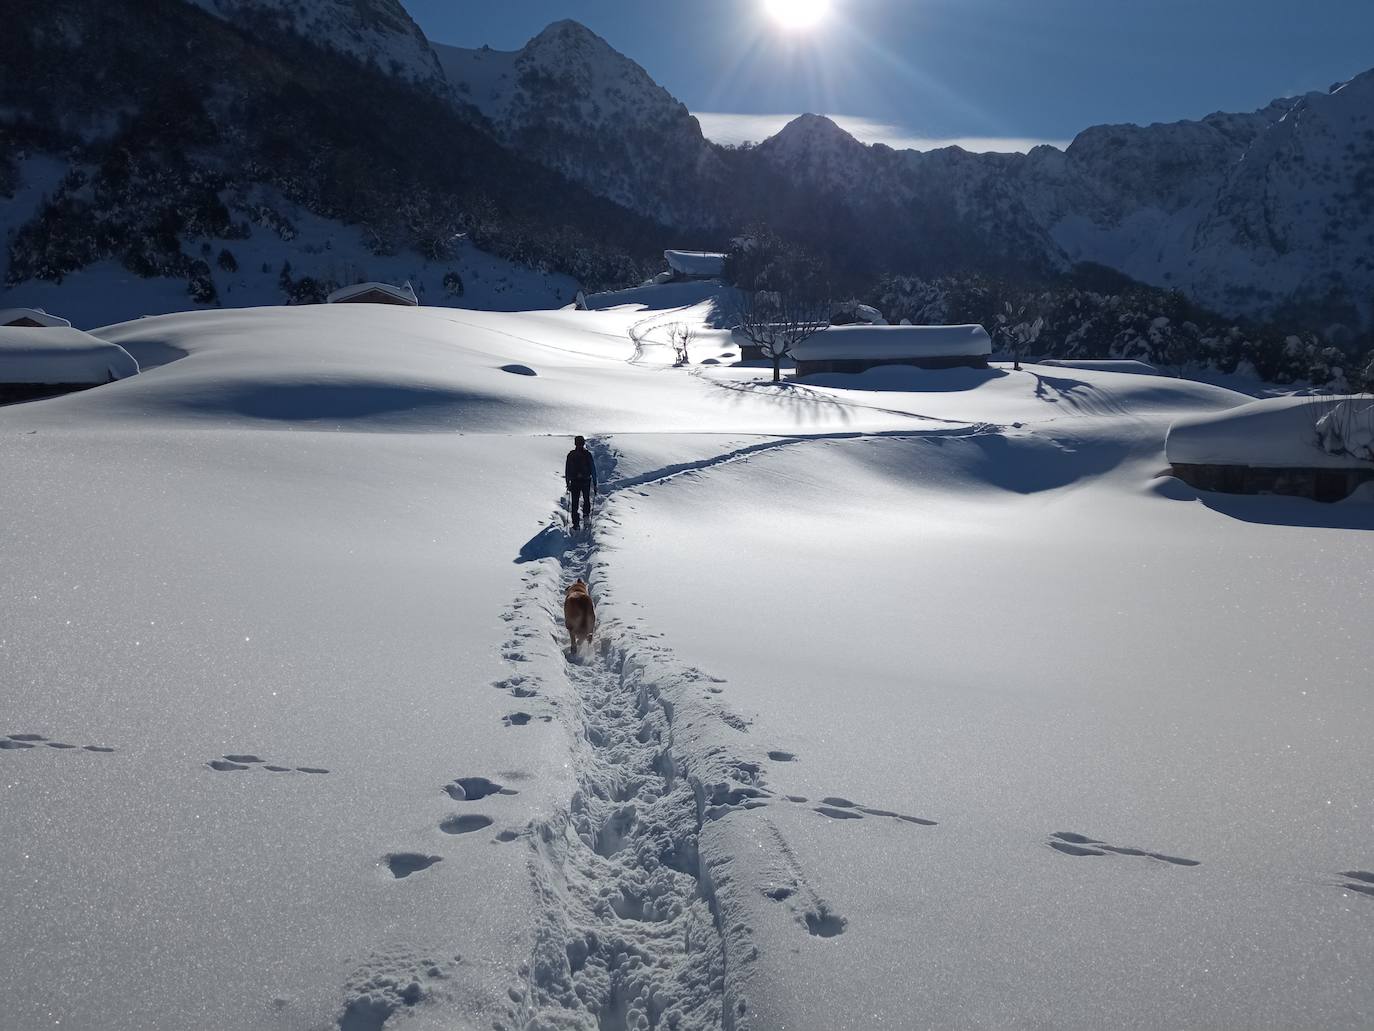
[763,0,831,30]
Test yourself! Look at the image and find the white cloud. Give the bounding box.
[692,111,1070,154]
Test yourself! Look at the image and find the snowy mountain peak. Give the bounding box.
[527,18,607,50]
[770,113,862,147]
[437,19,722,225]
[756,113,874,192]
[186,0,447,89]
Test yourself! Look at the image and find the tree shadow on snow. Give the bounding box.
[1026,371,1131,417]
[796,366,1009,394]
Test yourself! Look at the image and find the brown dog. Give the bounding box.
[563,579,596,652]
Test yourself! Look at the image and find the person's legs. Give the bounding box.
[581,485,592,522]
[570,483,588,528]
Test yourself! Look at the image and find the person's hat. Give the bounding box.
[575,435,586,446]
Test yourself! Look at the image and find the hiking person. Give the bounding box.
[565,435,598,531]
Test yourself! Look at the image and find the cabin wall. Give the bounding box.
[794,355,990,375]
[0,383,103,404]
[1171,462,1374,503]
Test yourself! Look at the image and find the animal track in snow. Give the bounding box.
[812,795,937,827]
[3,733,114,752]
[205,754,329,774]
[384,853,442,879]
[1339,871,1374,897]
[1047,831,1199,866]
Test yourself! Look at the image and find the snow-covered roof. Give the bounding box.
[0,327,139,385]
[664,251,726,278]
[326,282,419,306]
[1167,395,1374,469]
[0,307,71,328]
[792,324,992,361]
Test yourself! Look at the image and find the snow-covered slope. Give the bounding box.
[186,0,448,90]
[435,22,726,226]
[0,157,578,329]
[3,300,1371,1029]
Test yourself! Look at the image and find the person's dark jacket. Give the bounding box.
[565,448,597,488]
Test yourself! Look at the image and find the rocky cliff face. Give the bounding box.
[186,0,448,89]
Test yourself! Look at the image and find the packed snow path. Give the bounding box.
[496,441,727,1030]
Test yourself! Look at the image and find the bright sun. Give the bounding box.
[763,0,831,30]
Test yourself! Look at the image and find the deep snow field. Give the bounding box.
[1,298,1371,1031]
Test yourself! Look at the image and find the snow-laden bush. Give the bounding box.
[1315,398,1374,462]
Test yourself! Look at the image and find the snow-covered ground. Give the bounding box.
[2,298,1371,1031]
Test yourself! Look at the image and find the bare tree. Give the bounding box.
[724,229,832,383]
[667,322,695,367]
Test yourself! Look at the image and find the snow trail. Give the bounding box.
[500,441,732,1031]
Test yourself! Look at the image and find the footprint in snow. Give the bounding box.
[813,796,936,827]
[804,906,848,938]
[1048,831,1199,866]
[385,853,442,879]
[206,754,329,774]
[444,776,517,801]
[440,814,494,835]
[768,751,796,763]
[1339,871,1374,898]
[3,734,114,752]
[503,712,550,727]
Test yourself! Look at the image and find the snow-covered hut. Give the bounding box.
[326,281,419,306]
[663,250,726,282]
[791,324,992,375]
[1166,395,1374,502]
[0,307,72,328]
[0,327,140,402]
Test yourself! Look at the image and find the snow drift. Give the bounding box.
[1167,394,1374,468]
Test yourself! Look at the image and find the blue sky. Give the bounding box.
[408,1,1374,150]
